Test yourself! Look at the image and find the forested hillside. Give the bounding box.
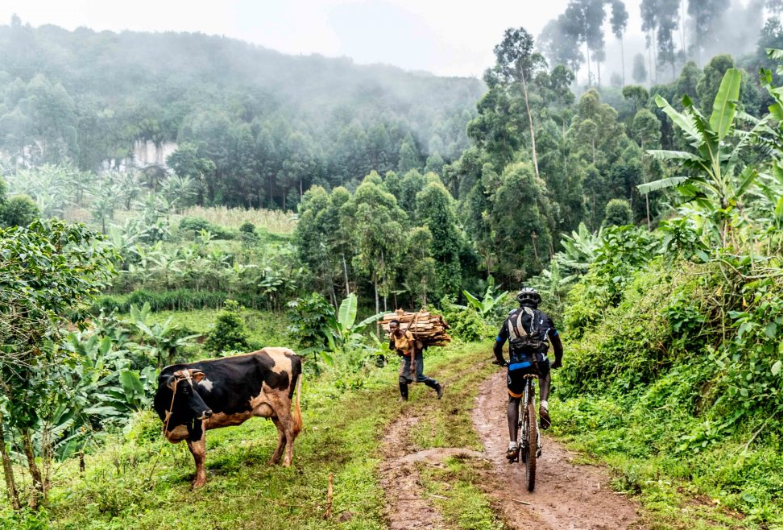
[0,16,483,208]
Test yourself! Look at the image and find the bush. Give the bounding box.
[440,299,488,342]
[178,216,235,239]
[204,300,250,354]
[603,199,632,227]
[286,293,334,351]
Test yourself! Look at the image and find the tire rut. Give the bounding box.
[379,411,486,530]
[472,370,646,530]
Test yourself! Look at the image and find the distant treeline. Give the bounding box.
[0,17,483,209]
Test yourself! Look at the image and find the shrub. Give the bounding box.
[204,300,250,354]
[286,292,334,351]
[178,216,235,239]
[440,298,488,342]
[603,199,632,227]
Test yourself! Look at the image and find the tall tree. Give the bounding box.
[415,181,463,298]
[491,27,546,180]
[633,53,648,84]
[610,0,630,85]
[688,0,730,63]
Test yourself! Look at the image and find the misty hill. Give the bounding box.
[0,19,485,208]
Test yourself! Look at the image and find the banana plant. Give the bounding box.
[128,303,200,367]
[322,293,383,361]
[462,276,509,317]
[638,68,763,243]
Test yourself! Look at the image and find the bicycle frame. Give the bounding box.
[517,373,542,491]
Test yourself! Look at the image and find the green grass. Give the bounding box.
[420,456,506,530]
[2,342,495,529]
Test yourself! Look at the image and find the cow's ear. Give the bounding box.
[192,371,206,383]
[166,375,177,390]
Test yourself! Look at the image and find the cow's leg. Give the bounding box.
[187,435,207,489]
[270,403,298,467]
[269,417,287,465]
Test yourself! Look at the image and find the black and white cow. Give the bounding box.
[154,347,302,488]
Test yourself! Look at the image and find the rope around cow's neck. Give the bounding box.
[162,380,178,436]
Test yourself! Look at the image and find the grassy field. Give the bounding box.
[0,342,498,530]
[179,206,296,234]
[146,308,289,350]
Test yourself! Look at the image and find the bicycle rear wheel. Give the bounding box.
[524,401,537,492]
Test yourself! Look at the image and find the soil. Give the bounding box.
[472,370,646,530]
[379,413,449,530]
[378,367,646,530]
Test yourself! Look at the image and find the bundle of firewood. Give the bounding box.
[380,309,451,347]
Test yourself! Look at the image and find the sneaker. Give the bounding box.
[436,383,444,400]
[506,441,519,461]
[539,404,551,430]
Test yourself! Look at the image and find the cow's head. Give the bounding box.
[165,369,213,421]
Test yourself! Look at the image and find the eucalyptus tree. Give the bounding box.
[490,27,547,179]
[415,181,463,298]
[631,109,663,225]
[633,53,648,84]
[610,0,630,84]
[687,0,730,63]
[341,173,409,315]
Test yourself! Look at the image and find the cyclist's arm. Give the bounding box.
[493,323,509,365]
[549,330,563,368]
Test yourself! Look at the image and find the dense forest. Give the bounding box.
[7,1,783,528]
[0,15,482,209]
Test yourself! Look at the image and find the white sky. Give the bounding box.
[0,0,658,78]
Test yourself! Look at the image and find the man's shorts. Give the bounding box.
[507,352,550,399]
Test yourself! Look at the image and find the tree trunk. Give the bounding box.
[341,252,350,296]
[597,58,602,86]
[519,64,540,181]
[374,276,380,338]
[21,428,43,509]
[652,29,658,84]
[620,36,626,86]
[0,414,20,511]
[585,41,592,87]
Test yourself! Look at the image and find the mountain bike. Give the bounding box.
[517,373,541,492]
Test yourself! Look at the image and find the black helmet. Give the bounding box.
[516,287,541,306]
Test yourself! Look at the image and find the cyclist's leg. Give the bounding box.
[506,369,524,458]
[508,395,521,441]
[537,358,552,429]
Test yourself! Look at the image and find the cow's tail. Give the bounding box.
[292,371,303,436]
[291,355,303,436]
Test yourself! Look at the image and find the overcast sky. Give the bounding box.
[0,0,661,78]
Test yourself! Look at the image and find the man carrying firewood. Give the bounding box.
[389,319,443,401]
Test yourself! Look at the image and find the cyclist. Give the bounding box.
[493,287,563,461]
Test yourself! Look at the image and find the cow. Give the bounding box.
[153,347,303,488]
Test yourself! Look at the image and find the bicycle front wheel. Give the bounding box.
[524,401,537,492]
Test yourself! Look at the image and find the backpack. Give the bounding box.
[507,307,549,354]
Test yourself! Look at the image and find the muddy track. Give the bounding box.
[379,410,487,530]
[472,370,646,530]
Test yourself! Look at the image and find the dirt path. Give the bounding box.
[379,411,485,530]
[472,370,645,530]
